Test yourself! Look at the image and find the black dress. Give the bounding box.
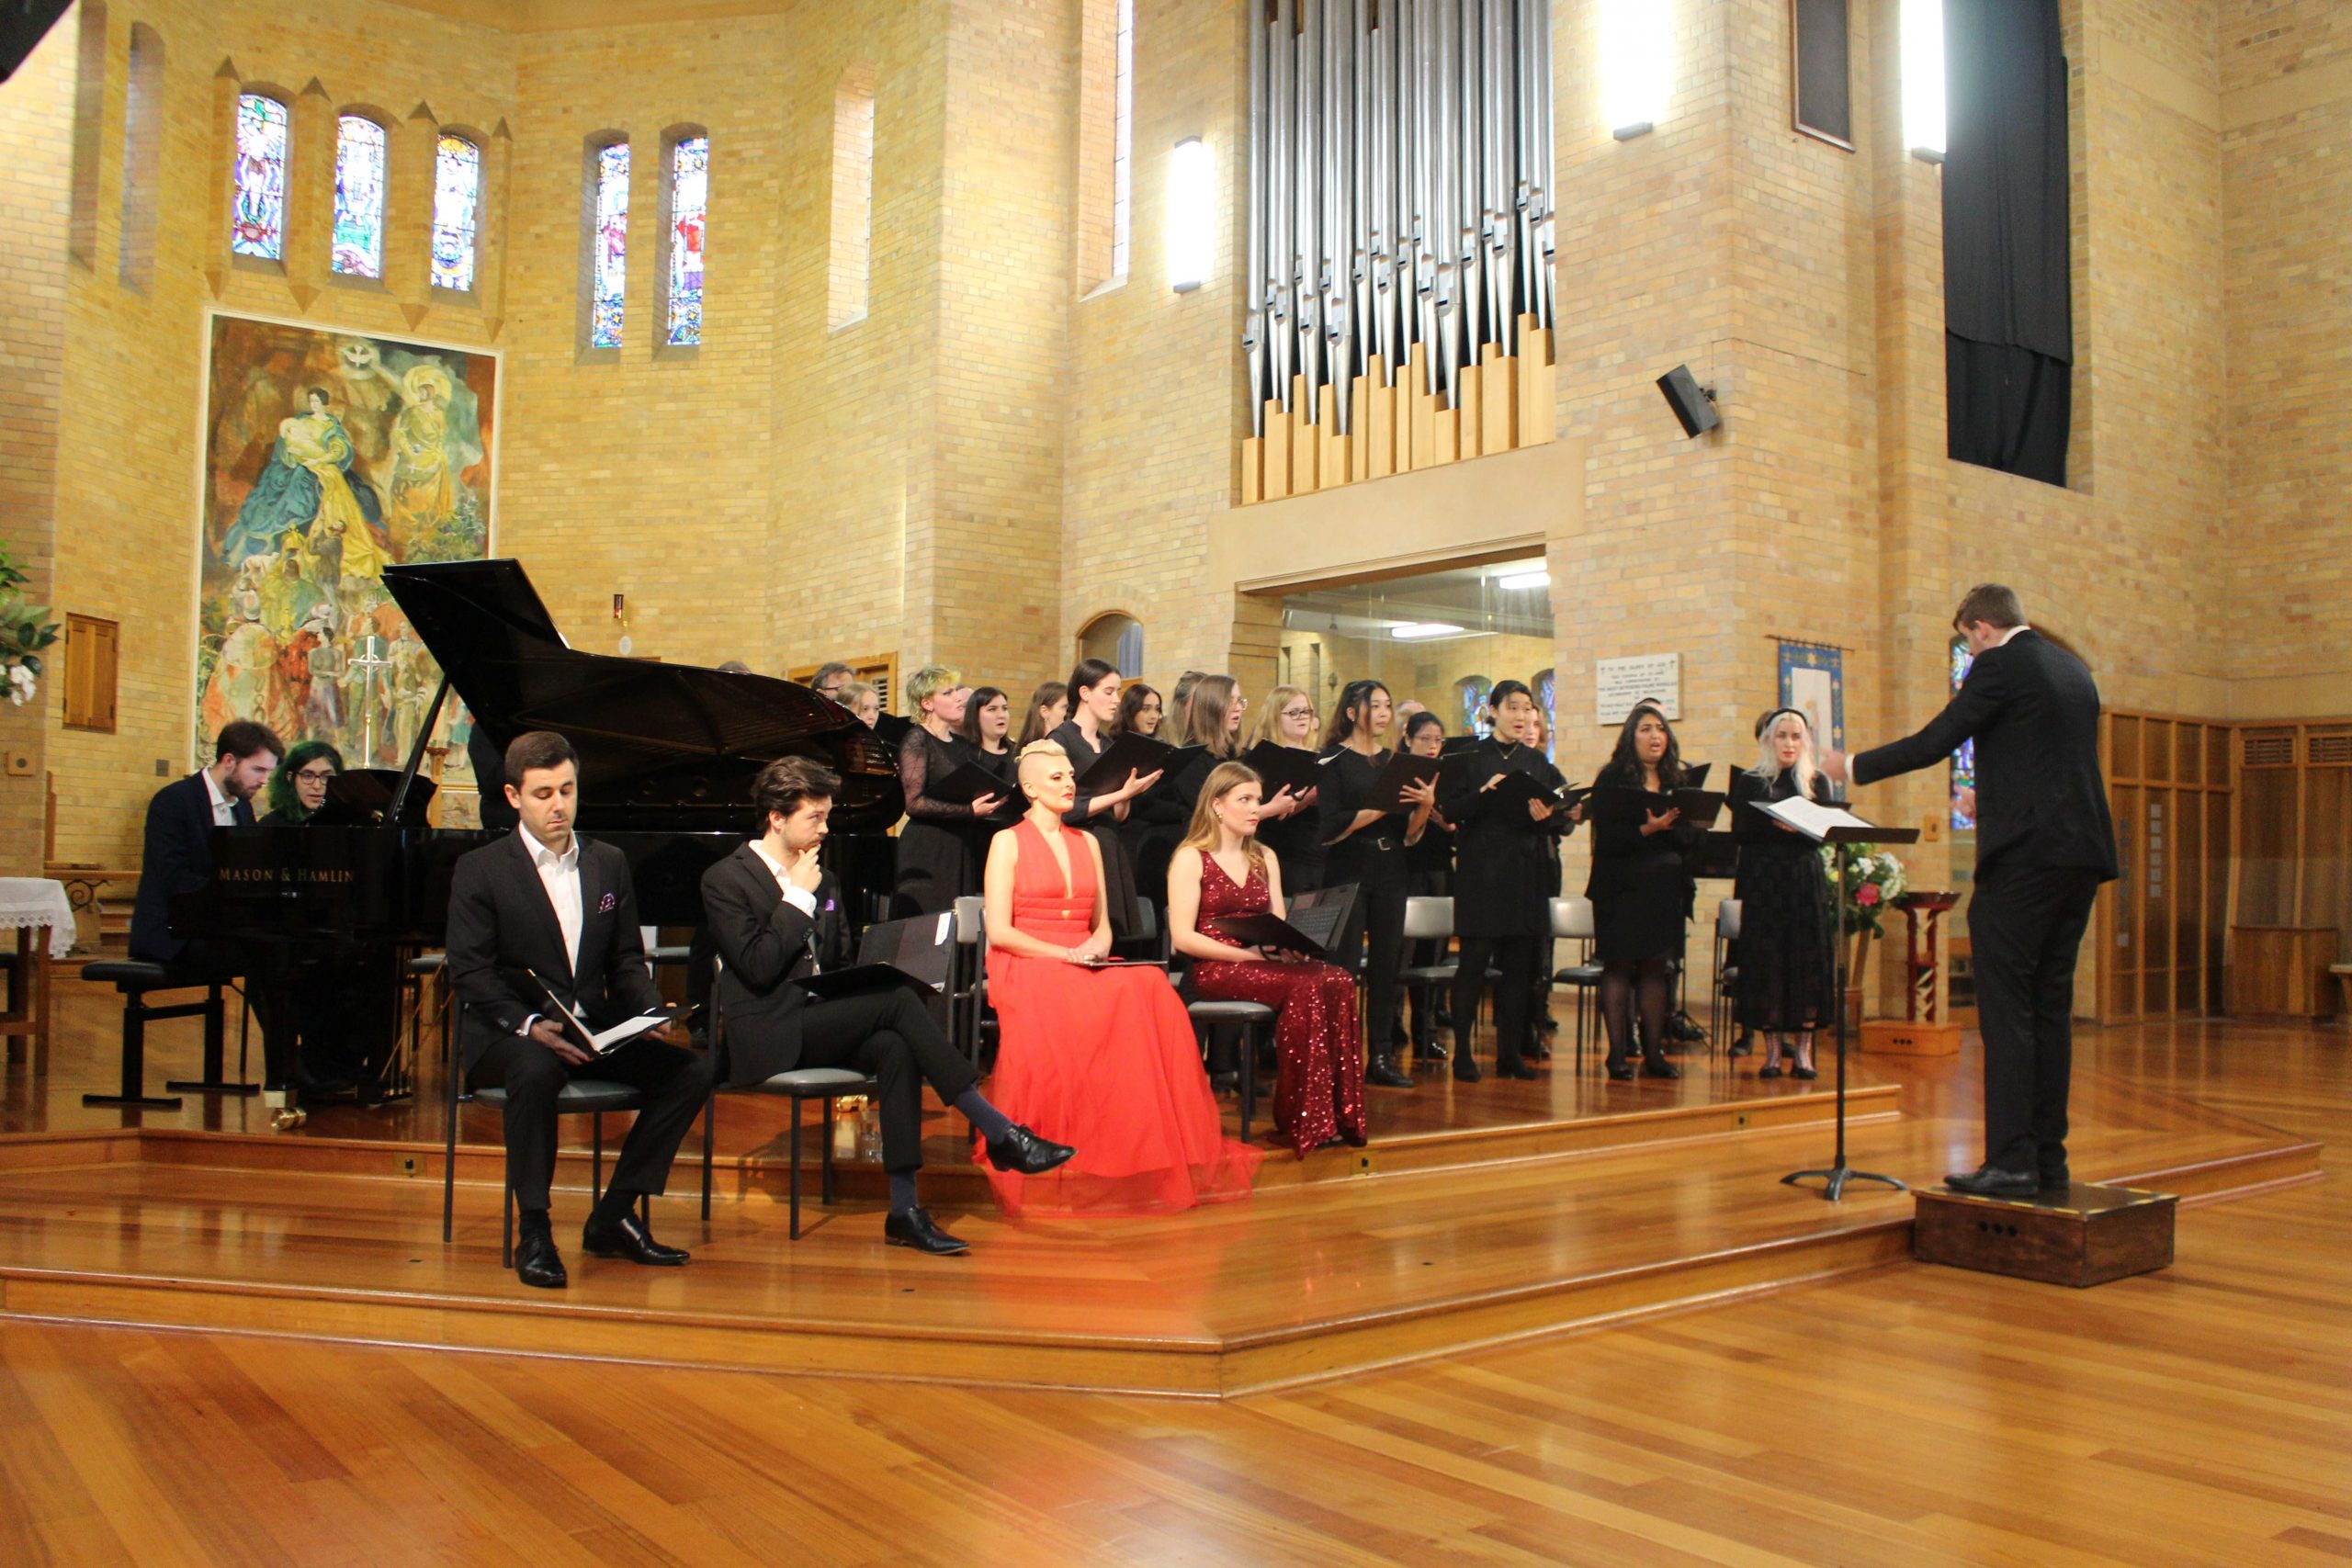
[1048,721,1144,938]
[1439,739,1577,1071]
[1318,745,1412,1065]
[1586,763,1700,964]
[1124,743,1204,911]
[1254,746,1328,893]
[896,727,993,916]
[1729,768,1835,1032]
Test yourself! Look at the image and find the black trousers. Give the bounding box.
[1966,863,2102,1173]
[794,988,978,1173]
[1333,865,1408,1064]
[171,940,381,1088]
[469,1032,717,1211]
[1453,933,1544,1071]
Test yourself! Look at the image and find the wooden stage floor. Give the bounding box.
[0,976,2323,1399]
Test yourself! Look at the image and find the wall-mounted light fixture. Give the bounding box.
[1391,622,1466,640]
[1902,0,1946,163]
[1168,136,1213,292]
[1600,0,1670,140]
[1497,569,1552,592]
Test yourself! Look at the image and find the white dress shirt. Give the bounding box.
[202,768,239,827]
[520,824,584,971]
[1996,623,2031,649]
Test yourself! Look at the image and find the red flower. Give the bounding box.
[1857,884,1882,907]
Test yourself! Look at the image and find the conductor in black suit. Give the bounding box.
[445,730,716,1289]
[701,756,1071,1257]
[1825,584,2119,1197]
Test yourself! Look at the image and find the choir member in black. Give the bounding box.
[256,740,343,824]
[1114,682,1166,738]
[1524,702,1565,1060]
[1317,679,1438,1089]
[837,681,880,728]
[445,731,716,1289]
[1729,709,1834,1079]
[1248,682,1326,891]
[1169,670,1206,732]
[1399,709,1456,1062]
[1016,681,1068,748]
[1724,705,1783,1059]
[895,663,1007,915]
[1048,659,1165,938]
[1440,682,1575,1081]
[955,684,1018,786]
[1587,705,1701,1080]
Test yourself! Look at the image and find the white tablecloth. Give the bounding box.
[0,878,74,959]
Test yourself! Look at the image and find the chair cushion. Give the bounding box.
[1397,964,1459,985]
[82,960,187,990]
[755,1067,876,1095]
[1551,964,1603,986]
[471,1078,646,1111]
[402,952,446,976]
[1188,999,1275,1022]
[645,945,693,964]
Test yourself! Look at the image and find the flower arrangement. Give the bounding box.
[0,545,60,707]
[1821,841,1908,940]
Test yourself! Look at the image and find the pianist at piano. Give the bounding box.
[445,730,718,1290]
[130,720,376,1100]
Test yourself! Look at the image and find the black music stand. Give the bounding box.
[1775,810,1919,1201]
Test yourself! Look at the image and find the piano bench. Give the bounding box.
[79,962,252,1110]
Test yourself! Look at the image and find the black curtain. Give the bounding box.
[1942,0,2072,487]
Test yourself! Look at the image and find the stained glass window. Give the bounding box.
[332,116,387,277]
[431,134,481,292]
[590,141,630,348]
[1532,668,1556,761]
[1455,675,1493,739]
[1951,638,1977,829]
[231,94,288,261]
[666,135,708,345]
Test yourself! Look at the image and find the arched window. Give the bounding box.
[1453,675,1493,738]
[1078,612,1143,675]
[230,93,288,261]
[431,133,481,292]
[588,140,630,347]
[332,115,388,277]
[1950,637,1977,829]
[665,134,708,345]
[1532,668,1556,761]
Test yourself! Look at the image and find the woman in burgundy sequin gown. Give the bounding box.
[1168,761,1368,1156]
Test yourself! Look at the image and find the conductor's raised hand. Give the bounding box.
[530,1018,592,1066]
[1820,747,1850,784]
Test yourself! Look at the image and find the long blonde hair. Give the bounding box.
[1750,708,1819,799]
[1178,761,1268,872]
[1252,682,1313,748]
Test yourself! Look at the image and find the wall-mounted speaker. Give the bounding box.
[1657,364,1721,438]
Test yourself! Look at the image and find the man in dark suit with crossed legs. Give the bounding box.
[445,730,716,1289]
[1826,584,2119,1197]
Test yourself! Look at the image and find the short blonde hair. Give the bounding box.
[1015,738,1069,784]
[905,663,963,714]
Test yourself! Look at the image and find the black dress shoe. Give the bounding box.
[1414,1039,1451,1063]
[885,1206,970,1255]
[1496,1061,1540,1081]
[1340,1127,1369,1147]
[1641,1055,1681,1080]
[1943,1165,2039,1198]
[2039,1166,2071,1190]
[1367,1055,1416,1089]
[985,1123,1077,1176]
[1452,1055,1483,1084]
[582,1212,690,1267]
[514,1225,568,1290]
[1727,1037,1754,1058]
[1604,1059,1636,1081]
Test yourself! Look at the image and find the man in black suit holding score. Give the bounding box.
[446,730,715,1289]
[1825,584,2118,1197]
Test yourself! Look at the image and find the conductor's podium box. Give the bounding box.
[1860,1019,1962,1056]
[1914,1182,2177,1288]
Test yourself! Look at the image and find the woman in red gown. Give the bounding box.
[978,741,1261,1215]
[1168,761,1368,1156]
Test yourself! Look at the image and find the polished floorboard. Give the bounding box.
[0,1015,2342,1565]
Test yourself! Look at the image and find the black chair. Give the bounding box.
[399,951,452,1064]
[1711,899,1742,1054]
[1185,997,1272,1144]
[1546,897,1603,1069]
[79,960,254,1109]
[440,998,649,1266]
[1396,896,1457,1059]
[695,957,882,1240]
[947,895,993,1066]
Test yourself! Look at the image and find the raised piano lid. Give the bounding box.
[382,559,904,832]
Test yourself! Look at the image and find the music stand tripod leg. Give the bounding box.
[1781,834,1905,1201]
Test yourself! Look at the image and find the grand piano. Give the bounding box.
[173,558,904,1103]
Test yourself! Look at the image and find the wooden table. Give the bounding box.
[0,877,73,1075]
